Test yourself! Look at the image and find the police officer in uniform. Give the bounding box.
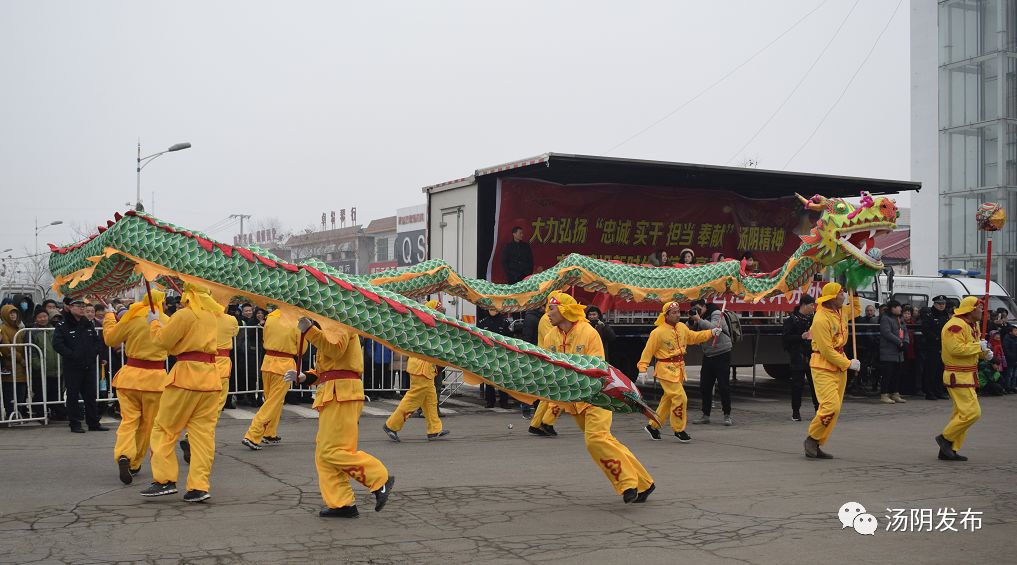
[53,297,108,433]
[921,295,951,400]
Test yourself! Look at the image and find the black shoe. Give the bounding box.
[644,424,661,441]
[925,395,938,400]
[180,439,191,464]
[262,436,282,445]
[937,393,949,400]
[622,488,638,504]
[382,424,401,443]
[815,447,833,459]
[373,476,395,512]
[951,452,968,461]
[499,403,510,410]
[426,430,450,440]
[88,424,110,431]
[241,437,263,451]
[539,424,558,437]
[140,482,177,497]
[675,431,691,443]
[118,456,132,485]
[804,436,819,458]
[319,505,359,518]
[70,427,85,434]
[791,412,802,422]
[528,425,548,436]
[634,483,656,503]
[935,434,954,459]
[484,404,495,409]
[183,490,210,503]
[225,398,237,410]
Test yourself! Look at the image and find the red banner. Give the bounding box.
[487,179,813,284]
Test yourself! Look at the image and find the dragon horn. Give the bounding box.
[795,193,826,212]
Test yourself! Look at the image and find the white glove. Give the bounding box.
[115,306,129,321]
[980,340,989,352]
[986,349,994,361]
[711,327,723,336]
[637,371,647,384]
[146,311,160,324]
[297,317,313,333]
[848,359,861,372]
[283,370,306,384]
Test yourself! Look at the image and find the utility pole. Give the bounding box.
[230,214,251,244]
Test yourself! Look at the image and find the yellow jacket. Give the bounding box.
[809,299,861,372]
[407,356,437,379]
[542,320,604,415]
[214,312,239,379]
[941,316,986,388]
[537,313,553,345]
[637,323,714,383]
[103,312,170,392]
[149,308,219,391]
[260,314,306,375]
[303,325,365,408]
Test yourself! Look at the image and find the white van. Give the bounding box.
[861,271,1017,315]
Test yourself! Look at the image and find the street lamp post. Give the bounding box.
[35,218,63,255]
[136,141,191,211]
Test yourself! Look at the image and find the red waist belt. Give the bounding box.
[175,351,216,363]
[126,358,165,370]
[317,370,360,383]
[216,348,230,358]
[658,355,685,363]
[944,364,977,372]
[265,349,296,360]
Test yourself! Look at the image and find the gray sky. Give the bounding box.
[0,0,910,258]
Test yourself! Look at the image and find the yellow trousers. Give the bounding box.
[385,374,441,435]
[943,387,981,452]
[216,377,230,413]
[529,400,562,428]
[573,406,653,494]
[113,389,162,469]
[245,371,290,442]
[316,399,389,508]
[807,367,847,446]
[149,386,220,491]
[648,380,687,432]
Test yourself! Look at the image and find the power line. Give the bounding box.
[605,0,832,153]
[782,0,904,169]
[725,0,861,166]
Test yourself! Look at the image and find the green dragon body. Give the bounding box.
[49,193,896,417]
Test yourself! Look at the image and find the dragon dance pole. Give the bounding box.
[850,291,858,368]
[975,202,1006,338]
[143,279,156,314]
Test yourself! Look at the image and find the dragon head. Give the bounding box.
[797,192,898,272]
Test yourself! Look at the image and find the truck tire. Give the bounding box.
[763,364,790,380]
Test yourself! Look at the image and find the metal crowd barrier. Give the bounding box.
[2,322,428,427]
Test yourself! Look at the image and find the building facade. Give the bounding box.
[938,0,1017,292]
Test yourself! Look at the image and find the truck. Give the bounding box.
[423,153,920,385]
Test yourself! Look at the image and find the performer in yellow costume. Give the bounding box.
[637,301,719,442]
[542,291,655,503]
[243,308,305,449]
[383,300,449,442]
[103,290,170,484]
[804,282,861,459]
[527,308,560,436]
[285,318,394,518]
[140,283,221,503]
[180,305,238,464]
[935,296,990,462]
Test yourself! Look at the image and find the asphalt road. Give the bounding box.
[0,385,1014,564]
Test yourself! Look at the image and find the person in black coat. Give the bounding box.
[783,294,819,421]
[502,226,533,284]
[921,296,951,400]
[477,312,512,408]
[52,297,107,433]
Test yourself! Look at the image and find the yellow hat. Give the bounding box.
[180,282,222,314]
[424,299,439,310]
[815,282,843,305]
[654,301,682,326]
[119,289,166,324]
[548,291,586,323]
[954,296,981,316]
